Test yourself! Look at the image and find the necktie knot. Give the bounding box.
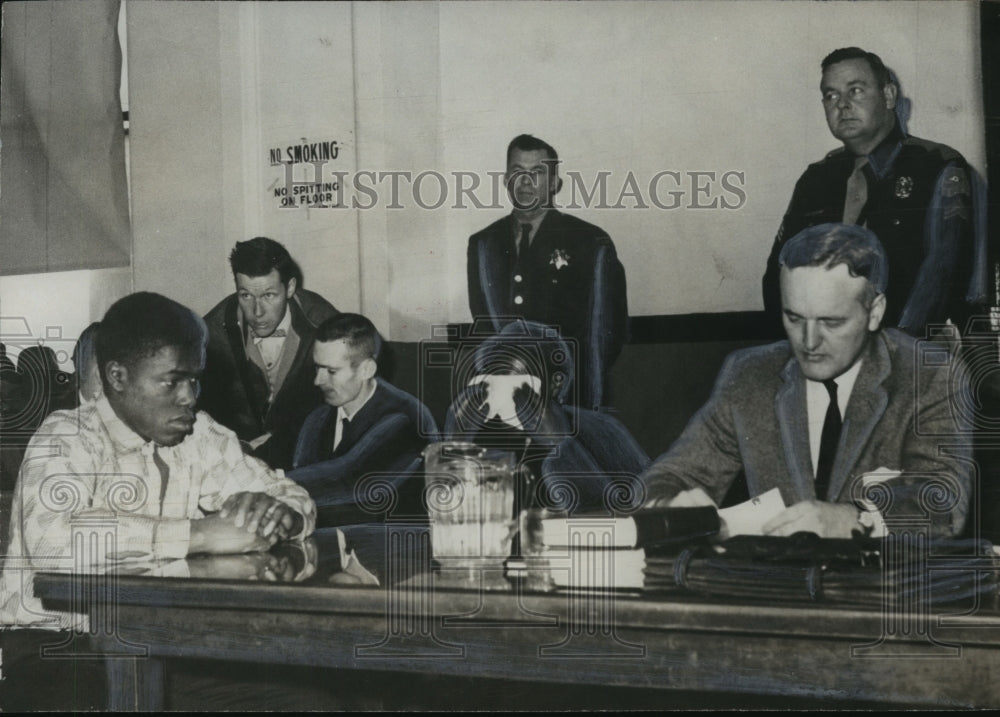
[256,328,286,339]
[823,378,839,405]
[332,416,350,453]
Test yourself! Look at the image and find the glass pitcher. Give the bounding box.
[422,441,518,565]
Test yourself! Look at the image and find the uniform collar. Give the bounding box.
[864,120,905,181]
[511,208,553,236]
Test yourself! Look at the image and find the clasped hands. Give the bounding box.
[456,375,567,439]
[655,488,860,539]
[189,492,304,555]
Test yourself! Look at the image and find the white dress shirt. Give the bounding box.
[805,359,862,476]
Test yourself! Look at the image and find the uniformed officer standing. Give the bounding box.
[466,134,629,410]
[762,47,977,336]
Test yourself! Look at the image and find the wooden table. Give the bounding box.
[32,526,1000,710]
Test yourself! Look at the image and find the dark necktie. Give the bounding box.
[517,223,532,257]
[842,156,869,225]
[815,379,841,501]
[332,417,349,453]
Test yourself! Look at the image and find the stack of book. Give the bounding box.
[532,488,787,592]
[535,506,720,591]
[535,509,999,607]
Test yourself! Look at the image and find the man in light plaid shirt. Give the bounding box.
[0,292,316,710]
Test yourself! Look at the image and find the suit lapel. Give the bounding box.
[315,405,339,461]
[225,297,269,422]
[775,358,815,503]
[266,298,312,418]
[270,327,300,399]
[827,334,890,502]
[333,381,383,457]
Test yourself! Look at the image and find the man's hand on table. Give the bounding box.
[219,491,304,542]
[643,491,862,539]
[761,500,858,538]
[188,513,274,555]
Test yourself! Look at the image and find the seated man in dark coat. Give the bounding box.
[446,320,649,514]
[289,313,438,526]
[200,237,338,470]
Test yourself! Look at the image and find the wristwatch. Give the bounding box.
[856,506,886,538]
[857,508,877,536]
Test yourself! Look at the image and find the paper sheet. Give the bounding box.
[334,528,380,586]
[717,487,786,537]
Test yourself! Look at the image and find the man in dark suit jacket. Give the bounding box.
[467,134,628,410]
[200,237,338,470]
[289,313,437,527]
[645,223,972,539]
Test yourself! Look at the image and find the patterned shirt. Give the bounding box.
[0,396,317,629]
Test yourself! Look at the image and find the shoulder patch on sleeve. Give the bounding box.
[940,165,971,198]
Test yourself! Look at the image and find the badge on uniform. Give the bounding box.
[894,176,913,199]
[549,249,571,270]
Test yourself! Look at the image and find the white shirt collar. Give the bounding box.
[810,358,863,404]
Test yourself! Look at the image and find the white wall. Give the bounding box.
[127,1,360,316]
[434,0,985,320]
[313,0,988,336]
[2,0,985,344]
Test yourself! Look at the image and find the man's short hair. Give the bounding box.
[72,322,101,378]
[821,47,892,89]
[314,313,380,365]
[228,237,303,287]
[96,293,207,387]
[507,134,559,166]
[778,223,888,306]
